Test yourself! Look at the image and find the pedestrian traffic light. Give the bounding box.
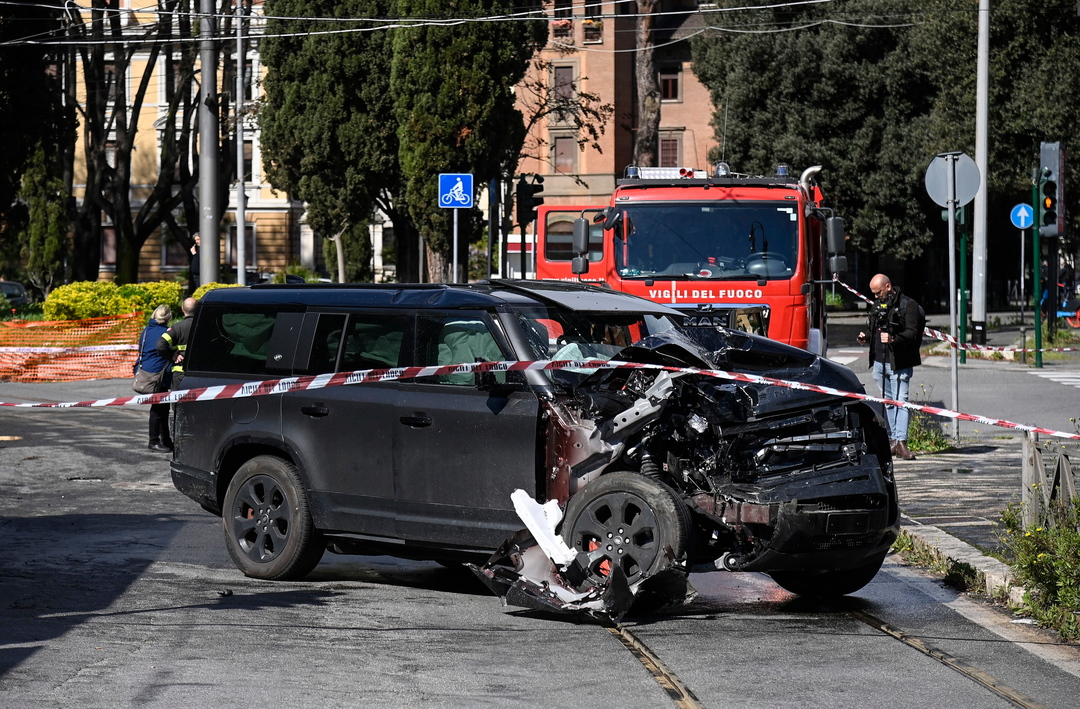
[1039,141,1065,238]
[516,175,544,226]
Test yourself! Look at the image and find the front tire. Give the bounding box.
[222,455,324,580]
[768,552,887,598]
[560,472,690,587]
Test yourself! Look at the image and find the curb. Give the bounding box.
[902,524,1026,606]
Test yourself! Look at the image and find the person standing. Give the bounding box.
[189,233,201,292]
[857,274,922,460]
[137,305,173,451]
[157,297,198,391]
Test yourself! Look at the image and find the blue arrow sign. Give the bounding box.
[438,173,473,209]
[1010,203,1034,230]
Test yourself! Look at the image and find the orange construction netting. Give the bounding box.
[0,313,144,382]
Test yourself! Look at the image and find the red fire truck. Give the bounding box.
[533,164,848,354]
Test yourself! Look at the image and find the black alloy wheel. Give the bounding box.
[561,471,690,587]
[222,455,324,580]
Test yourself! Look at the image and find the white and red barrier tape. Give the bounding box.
[832,275,1080,353]
[0,345,138,354]
[2,358,1078,441]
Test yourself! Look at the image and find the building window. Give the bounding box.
[242,139,254,182]
[161,227,190,267]
[660,66,681,102]
[659,135,681,168]
[101,225,116,266]
[583,2,602,43]
[554,65,574,101]
[105,141,117,169]
[104,61,118,102]
[228,224,256,270]
[551,0,572,39]
[554,136,577,174]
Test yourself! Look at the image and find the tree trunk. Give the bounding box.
[632,0,660,168]
[425,243,449,284]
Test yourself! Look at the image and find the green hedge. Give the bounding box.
[43,281,185,321]
[191,282,242,300]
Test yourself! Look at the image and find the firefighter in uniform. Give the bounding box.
[156,297,198,390]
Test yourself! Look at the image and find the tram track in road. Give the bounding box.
[607,623,705,709]
[609,598,1058,709]
[848,609,1050,709]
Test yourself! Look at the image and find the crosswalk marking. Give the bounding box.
[1029,370,1080,389]
[828,348,864,366]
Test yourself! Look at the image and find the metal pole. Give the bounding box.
[959,225,967,365]
[947,155,960,440]
[452,208,459,283]
[235,0,246,285]
[198,0,220,284]
[1033,177,1043,368]
[1019,228,1025,326]
[487,179,497,278]
[970,0,990,343]
[519,223,526,278]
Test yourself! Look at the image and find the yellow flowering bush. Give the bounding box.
[192,282,243,300]
[44,281,185,321]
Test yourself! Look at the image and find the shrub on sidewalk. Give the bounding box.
[192,282,242,300]
[43,281,184,320]
[1000,503,1080,642]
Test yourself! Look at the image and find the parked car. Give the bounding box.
[170,281,898,611]
[0,281,29,308]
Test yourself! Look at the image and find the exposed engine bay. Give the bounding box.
[471,326,899,621]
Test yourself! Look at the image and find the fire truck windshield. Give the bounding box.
[612,202,799,281]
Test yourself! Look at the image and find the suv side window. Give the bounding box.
[415,314,506,385]
[340,313,408,371]
[187,304,298,375]
[301,313,347,375]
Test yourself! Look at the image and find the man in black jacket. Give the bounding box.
[156,297,198,390]
[857,274,922,460]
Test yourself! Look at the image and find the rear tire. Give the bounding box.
[222,455,324,580]
[768,552,887,598]
[560,471,690,587]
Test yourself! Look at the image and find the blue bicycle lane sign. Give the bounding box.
[438,173,473,209]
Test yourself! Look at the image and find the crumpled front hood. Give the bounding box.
[593,326,866,416]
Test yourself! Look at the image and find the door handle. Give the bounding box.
[300,405,330,417]
[399,415,432,428]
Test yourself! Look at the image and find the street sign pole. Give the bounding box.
[1019,229,1025,327]
[946,154,960,441]
[1032,176,1043,368]
[452,208,459,283]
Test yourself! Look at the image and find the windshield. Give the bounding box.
[512,304,678,389]
[612,202,799,280]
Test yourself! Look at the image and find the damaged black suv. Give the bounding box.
[171,280,898,613]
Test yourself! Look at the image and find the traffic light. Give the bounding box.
[1039,141,1065,237]
[939,207,967,224]
[516,174,544,225]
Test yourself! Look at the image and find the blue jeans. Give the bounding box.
[872,361,912,442]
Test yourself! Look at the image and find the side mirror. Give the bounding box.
[572,217,590,255]
[603,208,622,232]
[829,255,848,275]
[826,217,845,255]
[571,255,589,275]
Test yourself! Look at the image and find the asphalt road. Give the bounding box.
[2,379,1080,707]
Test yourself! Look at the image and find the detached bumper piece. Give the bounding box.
[468,531,695,623]
[468,491,695,623]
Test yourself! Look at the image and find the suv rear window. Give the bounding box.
[188,304,299,375]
